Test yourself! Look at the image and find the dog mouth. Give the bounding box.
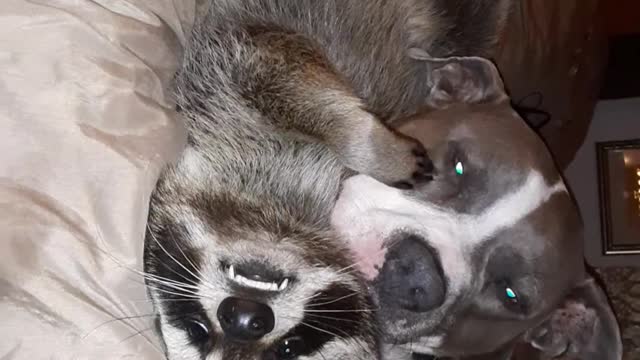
[222,261,293,292]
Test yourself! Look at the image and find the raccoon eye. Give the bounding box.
[275,336,305,359]
[184,318,209,343]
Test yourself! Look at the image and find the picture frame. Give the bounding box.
[596,139,640,255]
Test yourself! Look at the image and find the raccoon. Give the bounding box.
[143,1,506,359]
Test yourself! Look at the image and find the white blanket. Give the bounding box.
[0,1,202,358]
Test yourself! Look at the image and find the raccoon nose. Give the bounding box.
[375,234,445,313]
[217,297,275,342]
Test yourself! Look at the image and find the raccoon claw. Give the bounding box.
[391,142,434,190]
[414,149,434,179]
[412,146,427,157]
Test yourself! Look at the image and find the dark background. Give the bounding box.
[600,0,640,99]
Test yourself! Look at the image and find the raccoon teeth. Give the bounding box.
[225,265,289,292]
[234,275,279,291]
[278,278,289,291]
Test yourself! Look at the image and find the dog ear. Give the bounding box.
[524,277,622,359]
[409,49,508,108]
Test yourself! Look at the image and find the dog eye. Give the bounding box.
[184,318,209,343]
[496,280,527,313]
[454,160,464,175]
[504,287,518,304]
[275,336,305,359]
[447,142,466,177]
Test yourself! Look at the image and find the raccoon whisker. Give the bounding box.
[123,325,163,355]
[304,308,376,313]
[145,286,202,300]
[90,224,176,295]
[103,252,200,296]
[143,284,202,300]
[333,262,361,275]
[142,272,200,290]
[144,288,199,301]
[147,224,213,291]
[293,292,334,306]
[167,226,212,289]
[148,284,202,298]
[94,217,204,301]
[307,291,360,307]
[296,290,332,303]
[296,285,359,304]
[78,299,162,354]
[83,313,158,339]
[120,274,201,302]
[304,319,374,356]
[299,320,347,341]
[144,251,199,288]
[125,273,211,304]
[143,276,200,293]
[317,347,328,360]
[307,318,374,356]
[127,297,199,304]
[144,277,203,296]
[70,227,165,356]
[306,318,357,337]
[118,325,154,345]
[303,313,363,324]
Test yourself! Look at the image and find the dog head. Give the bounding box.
[331,56,622,359]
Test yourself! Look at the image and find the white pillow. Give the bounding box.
[0,0,198,357]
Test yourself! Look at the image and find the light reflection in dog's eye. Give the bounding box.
[505,287,518,302]
[455,161,464,175]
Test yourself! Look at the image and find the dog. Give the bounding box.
[143,0,622,359]
[331,53,623,359]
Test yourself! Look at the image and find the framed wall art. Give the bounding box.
[596,139,640,255]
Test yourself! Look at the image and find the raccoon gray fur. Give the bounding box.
[143,1,508,359]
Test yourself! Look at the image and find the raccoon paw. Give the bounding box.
[345,128,433,188]
[390,140,434,190]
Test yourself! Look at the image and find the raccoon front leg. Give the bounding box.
[323,107,434,188]
[245,31,433,187]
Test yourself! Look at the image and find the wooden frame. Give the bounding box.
[596,139,640,255]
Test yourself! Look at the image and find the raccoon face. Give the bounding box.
[143,174,379,360]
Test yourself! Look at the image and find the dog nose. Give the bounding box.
[375,234,445,312]
[217,297,275,342]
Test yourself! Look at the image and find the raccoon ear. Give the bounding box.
[409,49,508,108]
[524,277,622,359]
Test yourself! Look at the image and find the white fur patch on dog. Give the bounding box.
[331,171,566,286]
[469,172,566,241]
